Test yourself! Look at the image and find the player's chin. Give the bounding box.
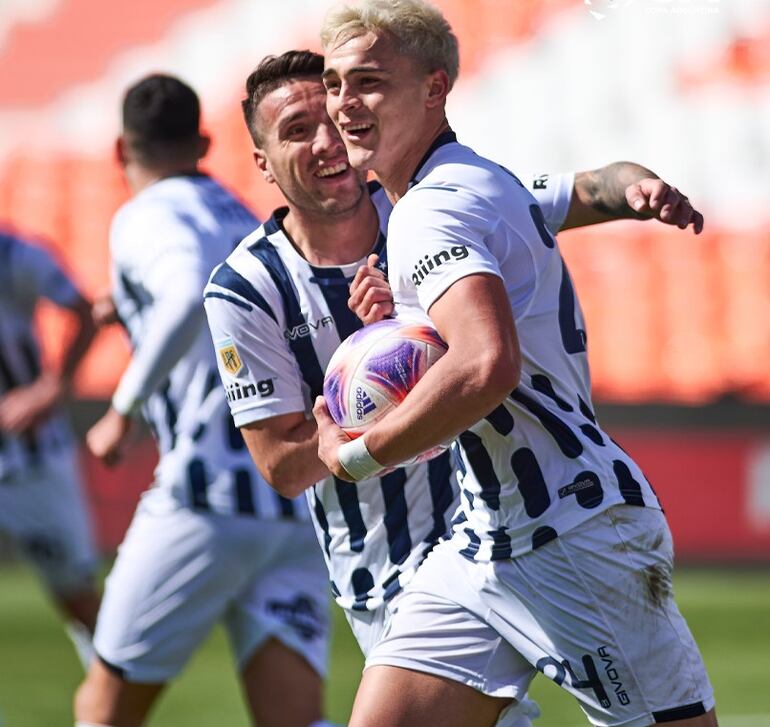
[344,144,376,172]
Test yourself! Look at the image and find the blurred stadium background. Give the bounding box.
[0,0,768,725]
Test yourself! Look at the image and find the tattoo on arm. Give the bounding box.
[578,162,658,220]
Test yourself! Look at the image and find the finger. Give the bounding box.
[659,197,683,223]
[625,183,650,214]
[312,395,332,423]
[366,253,380,269]
[691,210,704,235]
[363,302,388,325]
[675,202,694,229]
[647,181,671,211]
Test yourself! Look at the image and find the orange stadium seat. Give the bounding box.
[0,0,220,106]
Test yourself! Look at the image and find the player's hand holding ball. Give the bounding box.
[315,319,449,481]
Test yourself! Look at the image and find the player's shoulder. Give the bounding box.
[205,220,283,321]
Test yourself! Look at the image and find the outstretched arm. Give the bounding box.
[561,161,704,233]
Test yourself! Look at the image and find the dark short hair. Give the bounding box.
[242,50,325,144]
[122,74,201,162]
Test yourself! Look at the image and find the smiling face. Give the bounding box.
[253,78,367,218]
[323,30,447,188]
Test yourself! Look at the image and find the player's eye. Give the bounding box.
[287,125,308,138]
[323,79,341,94]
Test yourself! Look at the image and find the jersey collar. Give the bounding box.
[408,129,458,189]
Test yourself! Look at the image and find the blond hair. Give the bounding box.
[321,0,459,88]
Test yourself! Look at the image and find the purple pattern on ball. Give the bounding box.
[323,319,447,430]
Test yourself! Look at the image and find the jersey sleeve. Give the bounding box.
[204,266,307,427]
[11,238,82,308]
[388,186,504,314]
[109,203,211,414]
[522,172,574,234]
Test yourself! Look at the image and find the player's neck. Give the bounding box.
[127,163,201,194]
[377,118,450,204]
[283,199,380,267]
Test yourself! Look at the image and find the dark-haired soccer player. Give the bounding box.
[0,229,100,668]
[316,1,716,727]
[74,74,334,727]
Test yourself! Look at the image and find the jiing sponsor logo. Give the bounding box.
[225,378,274,402]
[411,245,469,287]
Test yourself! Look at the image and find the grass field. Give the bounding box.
[1,565,769,726]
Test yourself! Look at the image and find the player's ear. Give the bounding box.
[115,137,128,167]
[425,69,450,110]
[253,149,274,184]
[197,133,211,159]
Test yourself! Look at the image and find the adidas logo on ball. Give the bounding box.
[355,387,376,420]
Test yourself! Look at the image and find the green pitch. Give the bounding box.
[1,566,768,726]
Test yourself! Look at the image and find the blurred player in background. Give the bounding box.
[205,49,704,727]
[74,74,333,727]
[316,1,716,727]
[0,230,99,669]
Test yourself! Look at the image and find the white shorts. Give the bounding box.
[94,491,330,683]
[347,593,542,727]
[369,505,714,727]
[0,450,97,595]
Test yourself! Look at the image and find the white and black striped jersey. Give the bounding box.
[204,176,571,611]
[388,132,661,562]
[0,232,78,479]
[110,174,308,520]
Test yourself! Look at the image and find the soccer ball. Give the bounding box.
[323,319,448,444]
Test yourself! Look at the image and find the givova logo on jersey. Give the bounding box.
[411,245,469,287]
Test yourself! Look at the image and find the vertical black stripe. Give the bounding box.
[426,451,455,542]
[459,527,481,559]
[489,527,513,559]
[379,469,411,565]
[484,403,515,435]
[511,447,551,518]
[249,236,325,398]
[531,374,573,411]
[308,265,362,341]
[188,458,209,510]
[234,469,256,515]
[334,477,367,553]
[613,459,645,507]
[510,388,583,458]
[459,430,501,510]
[350,568,375,611]
[160,381,178,450]
[312,487,331,557]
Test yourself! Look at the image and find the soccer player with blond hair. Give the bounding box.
[316,2,715,726]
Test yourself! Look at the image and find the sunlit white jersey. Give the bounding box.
[0,232,77,479]
[204,175,569,611]
[388,132,661,562]
[111,174,307,520]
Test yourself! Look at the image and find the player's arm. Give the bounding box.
[316,272,518,478]
[560,161,704,233]
[240,414,328,498]
[87,222,206,465]
[0,243,97,434]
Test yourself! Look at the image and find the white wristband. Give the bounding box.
[338,437,384,481]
